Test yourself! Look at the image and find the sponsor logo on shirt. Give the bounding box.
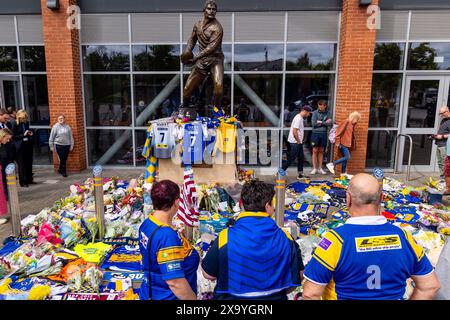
[140,232,149,249]
[318,238,332,251]
[167,262,182,272]
[355,235,402,252]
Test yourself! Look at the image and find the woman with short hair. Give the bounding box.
[138,180,199,300]
[10,110,34,187]
[0,128,13,225]
[326,111,361,175]
[49,115,74,177]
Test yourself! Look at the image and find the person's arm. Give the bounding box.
[185,24,198,53]
[48,125,56,151]
[410,273,440,300]
[311,111,319,129]
[293,128,302,144]
[156,229,197,300]
[193,25,223,62]
[69,126,74,151]
[302,280,326,300]
[201,238,220,281]
[166,278,197,300]
[403,229,440,300]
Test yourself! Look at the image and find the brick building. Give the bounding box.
[0,0,450,174]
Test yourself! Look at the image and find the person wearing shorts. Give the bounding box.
[310,100,332,175]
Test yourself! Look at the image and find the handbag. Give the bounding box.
[147,225,162,300]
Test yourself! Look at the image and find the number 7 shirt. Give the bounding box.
[178,122,209,165]
[304,216,434,300]
[150,123,178,159]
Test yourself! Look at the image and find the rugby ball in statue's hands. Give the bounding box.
[180,51,194,65]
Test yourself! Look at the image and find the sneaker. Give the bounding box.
[310,169,317,175]
[0,218,8,225]
[297,173,307,180]
[326,163,335,174]
[318,168,326,175]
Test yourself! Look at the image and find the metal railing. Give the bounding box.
[394,134,413,181]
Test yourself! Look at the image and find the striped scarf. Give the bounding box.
[176,166,199,227]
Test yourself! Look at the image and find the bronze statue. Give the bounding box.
[181,0,224,110]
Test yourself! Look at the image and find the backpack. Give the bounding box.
[328,124,338,143]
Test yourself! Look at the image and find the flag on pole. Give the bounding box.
[142,125,158,183]
[176,166,199,227]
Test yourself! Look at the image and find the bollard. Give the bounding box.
[93,165,105,240]
[275,168,287,227]
[5,163,21,237]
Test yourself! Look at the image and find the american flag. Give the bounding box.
[176,166,199,227]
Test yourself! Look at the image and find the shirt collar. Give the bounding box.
[345,215,387,226]
[236,211,270,221]
[148,214,177,230]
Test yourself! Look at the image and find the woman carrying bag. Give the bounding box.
[49,115,74,178]
[11,110,34,187]
[326,111,361,175]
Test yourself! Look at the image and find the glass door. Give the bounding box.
[0,75,21,110]
[397,76,446,172]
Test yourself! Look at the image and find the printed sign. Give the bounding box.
[355,235,402,252]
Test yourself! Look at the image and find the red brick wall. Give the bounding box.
[41,0,86,172]
[334,0,378,174]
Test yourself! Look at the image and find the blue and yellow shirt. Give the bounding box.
[202,211,304,300]
[138,215,200,300]
[304,216,434,300]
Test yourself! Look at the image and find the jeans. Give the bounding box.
[333,145,350,173]
[282,143,304,173]
[437,146,447,176]
[56,144,71,175]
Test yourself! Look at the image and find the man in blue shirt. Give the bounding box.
[303,173,440,300]
[201,180,304,300]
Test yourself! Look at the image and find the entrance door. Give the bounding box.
[0,75,21,110]
[397,76,448,172]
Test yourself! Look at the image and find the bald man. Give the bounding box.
[302,173,440,300]
[435,106,450,178]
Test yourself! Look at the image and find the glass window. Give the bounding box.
[284,74,334,127]
[134,74,181,126]
[0,47,18,72]
[84,75,131,127]
[369,73,402,127]
[286,44,336,71]
[133,45,180,71]
[182,44,231,72]
[234,74,282,127]
[32,128,52,165]
[135,130,149,167]
[402,134,433,166]
[183,74,232,118]
[405,79,439,129]
[2,79,21,109]
[87,129,133,166]
[407,42,450,70]
[22,75,50,126]
[20,46,46,72]
[83,45,130,72]
[373,43,405,70]
[234,44,283,71]
[366,130,397,168]
[240,129,280,167]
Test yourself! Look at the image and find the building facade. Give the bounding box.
[1,0,450,174]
